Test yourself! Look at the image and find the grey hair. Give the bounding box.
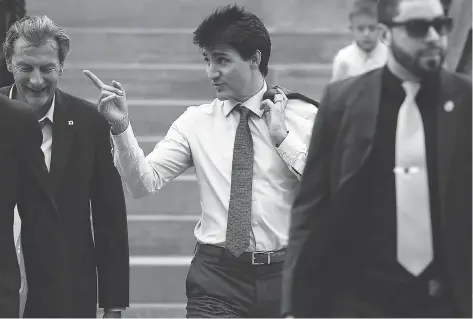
[3,15,70,65]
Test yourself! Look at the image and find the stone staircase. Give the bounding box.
[27,0,354,317]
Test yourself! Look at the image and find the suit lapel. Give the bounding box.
[0,85,58,212]
[336,70,383,191]
[24,150,60,215]
[436,71,464,212]
[0,85,12,96]
[49,90,75,193]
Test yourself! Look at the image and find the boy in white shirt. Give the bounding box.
[331,0,388,81]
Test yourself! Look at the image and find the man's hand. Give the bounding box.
[83,69,130,134]
[103,310,122,318]
[260,87,289,146]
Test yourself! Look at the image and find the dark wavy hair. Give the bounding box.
[193,4,271,77]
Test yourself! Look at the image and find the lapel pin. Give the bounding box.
[68,120,74,126]
[443,100,454,112]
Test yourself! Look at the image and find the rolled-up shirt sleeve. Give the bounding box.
[111,122,193,199]
[276,131,308,178]
[276,100,318,179]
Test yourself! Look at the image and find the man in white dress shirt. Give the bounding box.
[85,4,317,318]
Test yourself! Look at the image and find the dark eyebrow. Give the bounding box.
[41,63,57,68]
[212,52,229,57]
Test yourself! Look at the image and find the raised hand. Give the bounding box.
[83,70,129,127]
[260,87,289,146]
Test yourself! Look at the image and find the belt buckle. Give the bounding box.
[251,251,273,265]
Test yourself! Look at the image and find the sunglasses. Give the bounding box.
[387,17,453,38]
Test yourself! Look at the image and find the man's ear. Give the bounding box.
[59,64,64,76]
[250,50,262,71]
[379,23,392,46]
[6,62,13,73]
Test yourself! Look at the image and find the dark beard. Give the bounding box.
[391,41,443,79]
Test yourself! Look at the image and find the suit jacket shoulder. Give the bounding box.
[0,90,38,133]
[327,68,382,101]
[55,89,110,129]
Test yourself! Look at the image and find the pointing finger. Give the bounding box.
[83,70,105,90]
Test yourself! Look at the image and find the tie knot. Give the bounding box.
[237,105,252,121]
[402,81,420,99]
[39,117,51,129]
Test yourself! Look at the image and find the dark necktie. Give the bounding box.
[225,105,254,257]
[38,117,52,172]
[39,117,50,129]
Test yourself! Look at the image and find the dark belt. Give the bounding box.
[196,243,286,265]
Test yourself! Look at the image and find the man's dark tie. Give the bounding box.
[39,117,50,129]
[225,105,254,257]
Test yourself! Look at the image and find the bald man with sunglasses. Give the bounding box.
[283,0,471,317]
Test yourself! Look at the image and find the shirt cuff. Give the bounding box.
[111,123,139,152]
[275,131,306,173]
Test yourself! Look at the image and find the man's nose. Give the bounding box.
[425,26,441,42]
[206,64,220,80]
[29,69,44,86]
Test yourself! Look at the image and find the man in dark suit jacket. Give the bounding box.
[2,15,129,317]
[0,94,54,318]
[283,0,471,317]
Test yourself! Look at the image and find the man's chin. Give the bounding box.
[25,97,49,110]
[418,58,443,75]
[215,91,230,101]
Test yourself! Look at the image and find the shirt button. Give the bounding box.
[252,220,259,227]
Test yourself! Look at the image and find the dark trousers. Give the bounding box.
[185,245,284,318]
[0,291,19,318]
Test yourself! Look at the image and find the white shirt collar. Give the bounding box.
[354,39,385,60]
[223,81,267,118]
[9,84,55,123]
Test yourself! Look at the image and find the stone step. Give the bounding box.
[27,0,353,30]
[64,29,350,65]
[126,104,188,137]
[122,304,186,318]
[130,264,189,303]
[59,64,330,104]
[124,180,199,216]
[128,220,197,256]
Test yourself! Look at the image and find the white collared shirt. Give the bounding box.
[9,85,54,171]
[112,82,317,251]
[331,40,388,82]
